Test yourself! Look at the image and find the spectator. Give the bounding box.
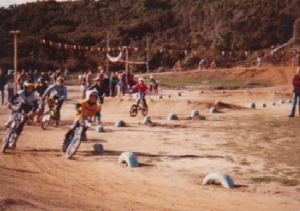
[55,68,64,81]
[154,79,159,93]
[34,69,39,81]
[17,69,29,90]
[173,61,181,72]
[0,68,8,105]
[86,70,93,89]
[110,72,118,97]
[210,60,216,69]
[97,69,104,82]
[257,56,263,68]
[199,59,205,70]
[28,69,35,81]
[289,66,300,117]
[103,74,110,97]
[64,69,70,80]
[6,76,14,103]
[149,75,155,92]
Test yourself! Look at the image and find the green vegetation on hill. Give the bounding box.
[0,0,300,72]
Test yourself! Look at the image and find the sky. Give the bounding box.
[1,0,66,8]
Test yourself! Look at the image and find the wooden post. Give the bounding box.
[10,30,20,94]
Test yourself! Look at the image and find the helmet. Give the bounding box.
[24,80,34,92]
[56,77,64,86]
[88,91,99,101]
[24,79,34,87]
[138,78,144,82]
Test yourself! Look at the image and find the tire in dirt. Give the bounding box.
[66,128,82,158]
[41,111,50,130]
[2,129,13,153]
[130,105,138,117]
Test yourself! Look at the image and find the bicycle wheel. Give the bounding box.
[66,127,82,158]
[130,105,138,117]
[41,111,50,130]
[2,129,13,153]
[141,105,148,116]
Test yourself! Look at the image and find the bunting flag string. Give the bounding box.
[39,38,295,59]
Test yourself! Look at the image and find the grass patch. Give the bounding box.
[277,178,298,186]
[250,176,276,183]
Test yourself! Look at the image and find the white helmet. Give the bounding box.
[138,77,144,82]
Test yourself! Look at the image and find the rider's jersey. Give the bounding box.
[132,84,148,93]
[13,90,38,106]
[75,99,101,121]
[43,84,67,100]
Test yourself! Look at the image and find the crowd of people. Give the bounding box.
[77,67,160,103]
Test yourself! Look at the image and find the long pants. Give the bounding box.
[137,92,147,107]
[53,95,64,121]
[8,88,14,102]
[15,103,32,135]
[0,86,4,104]
[110,84,117,97]
[290,92,300,116]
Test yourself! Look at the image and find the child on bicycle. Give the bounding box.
[42,77,67,125]
[131,78,148,107]
[6,80,38,147]
[61,91,101,151]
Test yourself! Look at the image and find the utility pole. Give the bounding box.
[126,46,129,84]
[146,36,150,72]
[106,31,109,73]
[9,30,20,94]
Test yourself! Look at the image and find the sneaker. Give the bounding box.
[288,114,294,117]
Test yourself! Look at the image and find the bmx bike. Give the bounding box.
[41,97,59,129]
[129,94,148,117]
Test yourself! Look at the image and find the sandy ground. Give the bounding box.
[1,75,300,211]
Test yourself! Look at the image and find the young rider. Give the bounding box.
[61,91,101,151]
[87,78,105,104]
[131,78,148,107]
[42,77,67,125]
[6,80,38,147]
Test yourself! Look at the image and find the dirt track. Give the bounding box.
[1,69,300,211]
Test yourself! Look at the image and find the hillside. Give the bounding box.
[0,0,300,72]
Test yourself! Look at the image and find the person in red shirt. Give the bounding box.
[289,66,300,117]
[132,78,148,107]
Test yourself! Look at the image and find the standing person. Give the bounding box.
[154,79,159,93]
[103,74,110,97]
[257,56,263,68]
[42,77,67,125]
[86,70,93,89]
[110,72,118,97]
[79,72,87,99]
[292,56,296,68]
[28,69,35,81]
[64,69,69,81]
[0,68,8,105]
[210,60,216,69]
[97,69,104,82]
[199,59,205,70]
[173,61,181,72]
[5,80,38,147]
[34,69,39,81]
[17,69,29,90]
[55,69,64,81]
[289,66,300,117]
[6,76,15,103]
[149,75,155,92]
[88,78,105,104]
